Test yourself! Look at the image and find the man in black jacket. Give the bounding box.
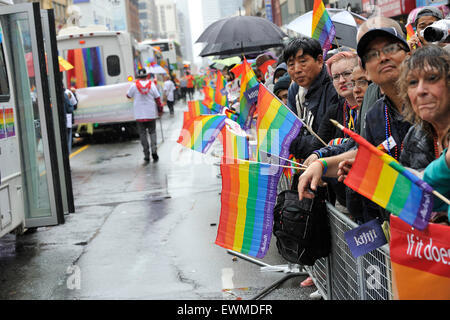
[285,37,340,160]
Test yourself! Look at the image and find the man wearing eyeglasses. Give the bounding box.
[357,18,412,161]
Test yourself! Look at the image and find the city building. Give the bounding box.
[139,0,160,40]
[71,0,141,41]
[13,0,71,32]
[242,0,420,25]
[175,0,194,63]
[155,0,179,41]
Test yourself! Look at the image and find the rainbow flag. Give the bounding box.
[187,100,211,118]
[177,114,227,153]
[232,59,259,129]
[219,123,249,161]
[405,24,421,48]
[256,84,303,162]
[66,48,105,88]
[209,102,224,114]
[224,108,240,123]
[311,0,336,56]
[5,108,15,137]
[216,159,283,258]
[214,70,228,107]
[0,108,5,139]
[342,127,434,230]
[282,154,300,181]
[202,85,214,107]
[406,24,415,41]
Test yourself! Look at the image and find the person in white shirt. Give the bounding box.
[127,69,163,163]
[163,75,176,116]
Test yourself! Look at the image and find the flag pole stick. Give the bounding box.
[432,190,450,205]
[329,119,450,206]
[260,82,328,146]
[221,156,306,171]
[259,150,308,168]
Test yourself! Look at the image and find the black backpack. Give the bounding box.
[272,185,331,266]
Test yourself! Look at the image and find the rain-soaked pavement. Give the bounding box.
[0,94,317,300]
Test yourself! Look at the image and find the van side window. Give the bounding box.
[106,55,120,77]
[0,42,10,102]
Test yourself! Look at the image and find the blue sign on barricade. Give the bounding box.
[344,219,387,258]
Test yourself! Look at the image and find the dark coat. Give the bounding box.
[363,96,411,159]
[287,66,340,160]
[399,125,436,170]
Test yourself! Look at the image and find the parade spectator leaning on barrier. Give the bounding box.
[407,6,444,49]
[284,37,340,160]
[307,51,360,157]
[299,51,359,207]
[301,63,371,224]
[297,17,412,224]
[396,45,450,223]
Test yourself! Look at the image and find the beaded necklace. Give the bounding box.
[384,104,402,160]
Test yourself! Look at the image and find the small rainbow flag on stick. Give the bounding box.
[311,0,336,56]
[330,120,434,230]
[216,159,283,258]
[256,84,303,162]
[219,122,249,161]
[177,114,227,153]
[231,59,259,129]
[214,70,228,107]
[406,24,421,47]
[187,100,211,118]
[202,85,214,107]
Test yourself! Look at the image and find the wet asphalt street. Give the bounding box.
[0,95,316,300]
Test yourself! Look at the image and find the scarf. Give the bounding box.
[136,79,152,95]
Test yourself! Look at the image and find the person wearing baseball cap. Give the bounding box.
[297,17,413,223]
[355,16,411,149]
[408,6,444,48]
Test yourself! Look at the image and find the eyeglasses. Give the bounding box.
[332,70,353,82]
[363,43,407,63]
[351,79,370,88]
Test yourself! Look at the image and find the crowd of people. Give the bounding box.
[122,5,449,299]
[209,7,449,298]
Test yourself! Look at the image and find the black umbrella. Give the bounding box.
[199,40,285,57]
[196,15,287,56]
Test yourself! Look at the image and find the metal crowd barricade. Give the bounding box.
[306,202,393,300]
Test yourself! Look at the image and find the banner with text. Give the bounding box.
[390,215,450,300]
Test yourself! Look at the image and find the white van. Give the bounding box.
[57,26,142,136]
